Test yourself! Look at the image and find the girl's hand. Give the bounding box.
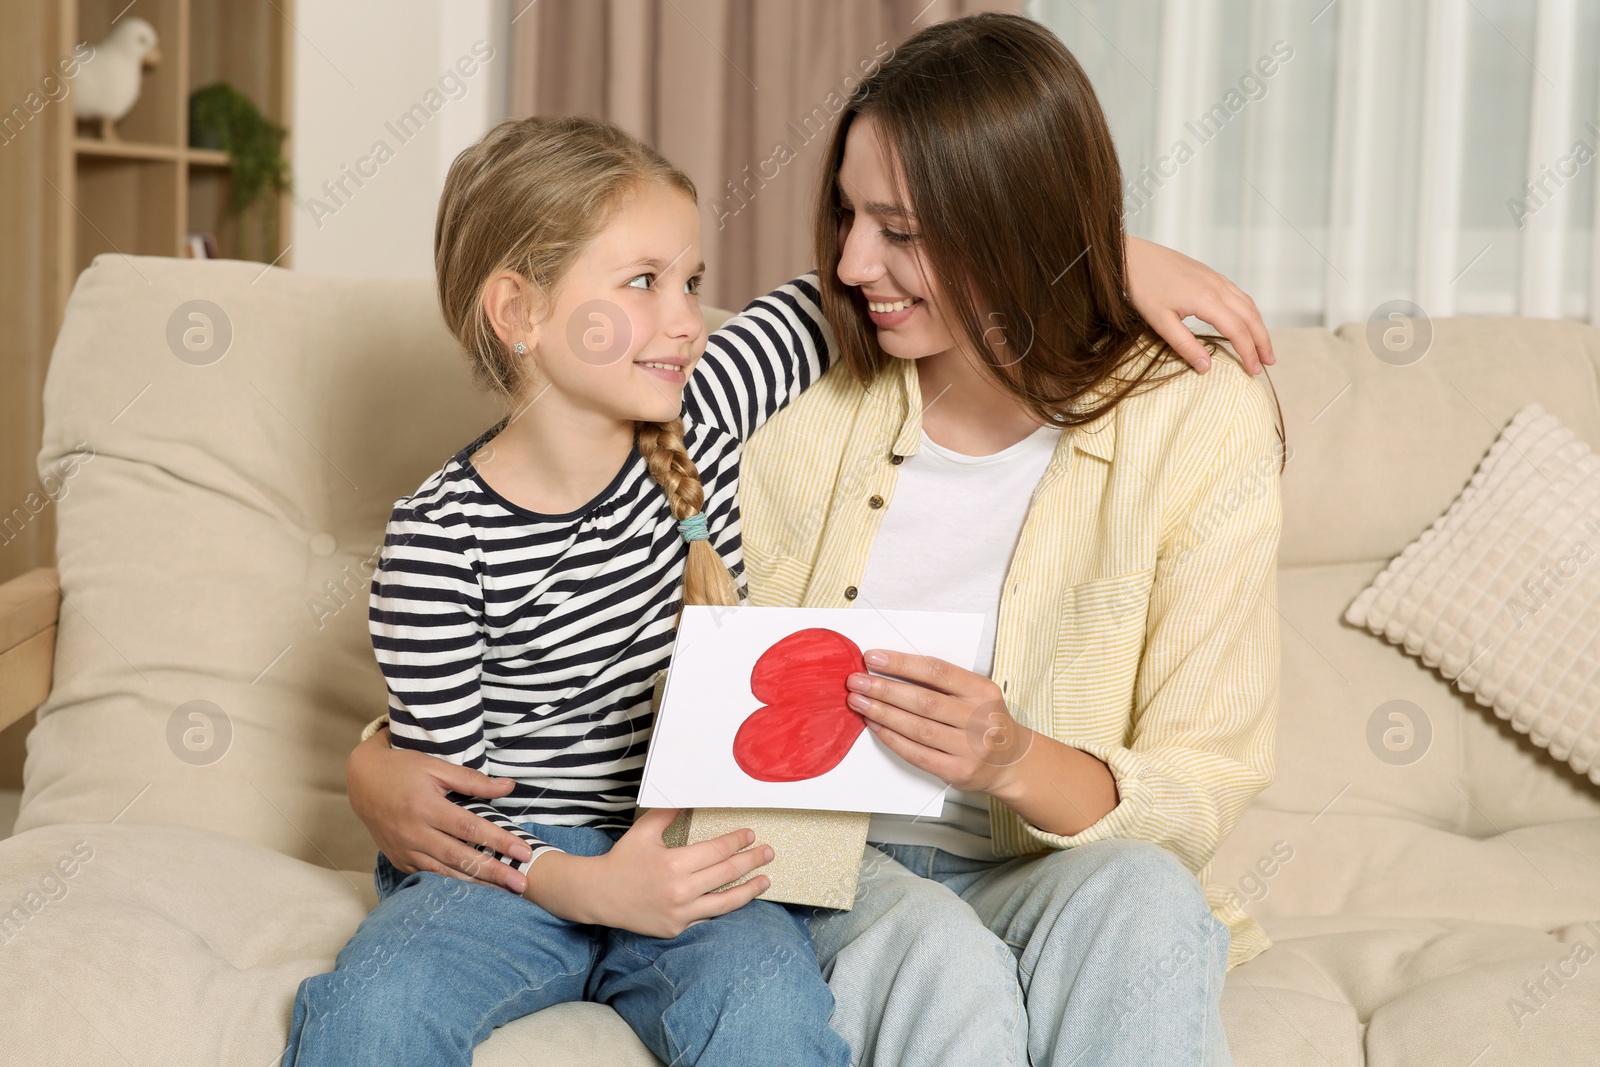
[346,727,535,893]
[845,649,1033,796]
[1125,235,1275,375]
[527,807,776,938]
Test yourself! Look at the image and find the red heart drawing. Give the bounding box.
[732,628,867,782]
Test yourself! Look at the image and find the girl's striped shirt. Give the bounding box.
[370,275,830,873]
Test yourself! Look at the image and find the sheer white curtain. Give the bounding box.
[1029,0,1600,327]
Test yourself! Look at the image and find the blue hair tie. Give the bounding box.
[677,512,709,543]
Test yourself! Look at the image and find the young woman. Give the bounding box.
[344,13,1281,1065]
[743,15,1282,1065]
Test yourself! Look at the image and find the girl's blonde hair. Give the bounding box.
[435,116,739,617]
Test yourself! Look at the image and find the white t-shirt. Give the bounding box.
[860,421,1062,859]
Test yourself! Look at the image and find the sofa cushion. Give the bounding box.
[1245,561,1600,833]
[1208,551,1600,1065]
[1267,318,1600,568]
[0,823,662,1066]
[1225,912,1600,1067]
[21,255,501,871]
[1345,404,1600,784]
[5,819,1596,1067]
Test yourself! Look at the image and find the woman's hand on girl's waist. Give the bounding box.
[346,727,534,893]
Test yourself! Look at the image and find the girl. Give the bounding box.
[282,116,851,1067]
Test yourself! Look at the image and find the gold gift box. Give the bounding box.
[641,670,869,911]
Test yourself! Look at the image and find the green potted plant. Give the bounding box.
[189,83,290,261]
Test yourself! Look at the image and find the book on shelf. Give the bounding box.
[184,233,219,259]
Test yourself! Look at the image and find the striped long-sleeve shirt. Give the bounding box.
[370,275,831,873]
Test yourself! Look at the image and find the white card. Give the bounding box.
[639,606,986,815]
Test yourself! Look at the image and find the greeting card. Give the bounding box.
[639,606,985,909]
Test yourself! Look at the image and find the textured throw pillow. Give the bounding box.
[1345,404,1600,784]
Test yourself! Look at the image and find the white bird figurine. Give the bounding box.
[74,17,163,140]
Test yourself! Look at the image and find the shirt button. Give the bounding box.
[890,454,904,465]
[844,586,858,600]
[868,494,884,509]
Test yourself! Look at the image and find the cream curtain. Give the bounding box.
[1031,0,1600,328]
[510,0,1019,309]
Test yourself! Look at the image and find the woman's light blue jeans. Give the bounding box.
[281,822,850,1067]
[808,837,1234,1067]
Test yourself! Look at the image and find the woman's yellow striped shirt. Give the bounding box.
[738,341,1283,972]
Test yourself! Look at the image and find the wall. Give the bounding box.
[289,0,511,278]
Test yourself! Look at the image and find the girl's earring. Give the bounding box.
[513,341,527,355]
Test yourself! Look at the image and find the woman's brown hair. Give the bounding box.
[813,12,1228,429]
[434,116,739,615]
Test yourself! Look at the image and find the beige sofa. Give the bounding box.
[3,255,1598,1067]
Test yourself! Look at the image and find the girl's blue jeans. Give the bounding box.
[281,821,850,1067]
[807,837,1235,1067]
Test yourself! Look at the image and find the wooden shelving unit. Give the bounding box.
[53,0,295,314]
[0,0,295,587]
[72,138,231,165]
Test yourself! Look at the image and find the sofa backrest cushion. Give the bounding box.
[23,256,521,868]
[1244,316,1600,837]
[22,254,1600,876]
